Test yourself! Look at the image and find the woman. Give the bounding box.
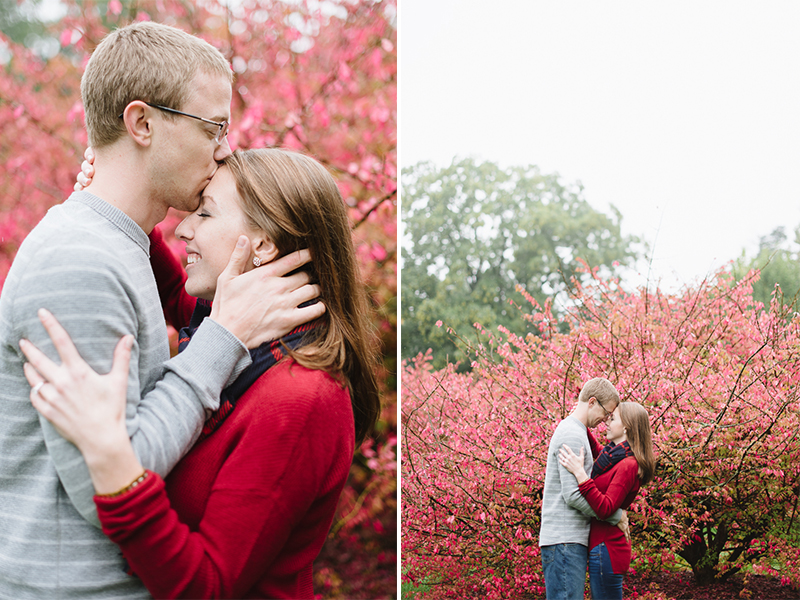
[20,148,381,599]
[559,401,655,600]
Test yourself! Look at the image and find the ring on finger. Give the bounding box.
[32,381,46,397]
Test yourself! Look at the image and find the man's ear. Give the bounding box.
[120,101,154,148]
[251,236,279,266]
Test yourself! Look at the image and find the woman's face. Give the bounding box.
[605,406,626,444]
[175,166,260,301]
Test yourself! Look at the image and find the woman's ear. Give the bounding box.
[251,236,279,266]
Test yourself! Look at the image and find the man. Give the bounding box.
[0,22,322,597]
[539,377,627,599]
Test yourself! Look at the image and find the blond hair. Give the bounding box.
[224,148,381,444]
[618,402,656,485]
[578,377,620,408]
[81,22,231,148]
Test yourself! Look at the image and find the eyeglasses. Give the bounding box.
[596,400,612,418]
[118,102,229,145]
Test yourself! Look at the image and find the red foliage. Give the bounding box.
[624,571,799,600]
[402,267,800,598]
[0,2,396,598]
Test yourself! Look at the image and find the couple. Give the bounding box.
[540,377,655,600]
[0,21,379,599]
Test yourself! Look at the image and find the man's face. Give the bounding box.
[148,70,233,212]
[588,396,616,428]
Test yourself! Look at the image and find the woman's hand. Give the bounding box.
[559,445,589,484]
[20,309,131,458]
[73,147,95,191]
[20,309,144,495]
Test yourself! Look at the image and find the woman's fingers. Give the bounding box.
[24,362,62,406]
[37,309,83,368]
[559,444,577,458]
[110,336,134,390]
[29,381,52,420]
[558,445,584,471]
[24,362,59,422]
[19,338,61,384]
[23,361,44,388]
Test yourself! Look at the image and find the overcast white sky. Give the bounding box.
[399,1,800,291]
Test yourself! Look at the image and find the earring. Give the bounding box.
[253,257,262,267]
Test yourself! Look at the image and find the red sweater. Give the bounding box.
[147,226,196,328]
[578,451,641,575]
[94,228,355,599]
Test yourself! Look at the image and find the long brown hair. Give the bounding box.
[224,148,380,444]
[619,402,656,485]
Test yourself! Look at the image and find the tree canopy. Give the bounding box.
[401,157,642,369]
[732,225,800,311]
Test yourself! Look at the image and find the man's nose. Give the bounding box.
[214,136,233,161]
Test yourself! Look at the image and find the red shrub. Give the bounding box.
[402,268,800,598]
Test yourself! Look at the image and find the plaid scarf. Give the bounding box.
[591,440,635,479]
[178,299,319,442]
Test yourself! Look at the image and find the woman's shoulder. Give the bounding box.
[264,359,345,390]
[615,457,642,486]
[618,456,639,472]
[239,360,352,423]
[595,456,639,481]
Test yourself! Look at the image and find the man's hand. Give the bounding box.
[210,236,326,348]
[617,509,630,542]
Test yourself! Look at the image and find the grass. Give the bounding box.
[401,571,432,600]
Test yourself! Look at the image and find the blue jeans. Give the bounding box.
[588,543,623,600]
[541,543,588,599]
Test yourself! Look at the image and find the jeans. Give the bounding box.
[588,543,623,600]
[541,543,588,599]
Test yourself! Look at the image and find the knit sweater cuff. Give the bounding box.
[198,318,253,386]
[94,470,164,539]
[94,469,161,511]
[165,319,252,410]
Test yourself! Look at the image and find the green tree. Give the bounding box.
[732,225,800,310]
[0,0,49,50]
[401,157,642,369]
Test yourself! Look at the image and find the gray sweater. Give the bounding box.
[0,193,251,598]
[539,415,621,547]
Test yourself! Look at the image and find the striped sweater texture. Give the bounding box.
[538,416,621,547]
[0,192,250,599]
